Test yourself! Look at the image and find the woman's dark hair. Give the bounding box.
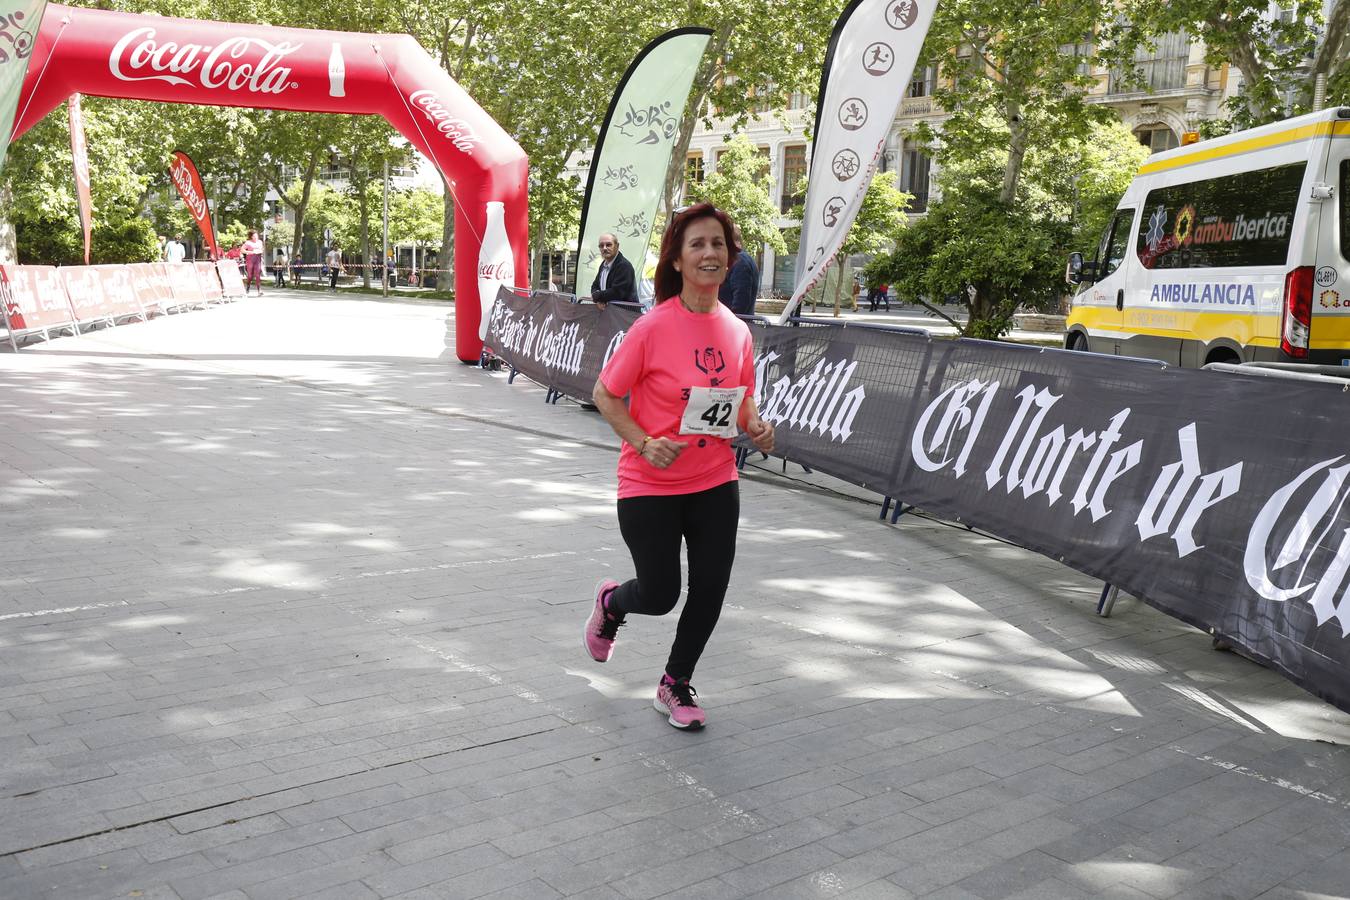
[653,203,741,303]
[247,230,257,239]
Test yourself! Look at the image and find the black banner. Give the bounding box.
[484,288,640,401]
[486,293,1350,712]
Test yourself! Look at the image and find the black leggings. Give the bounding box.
[607,480,739,681]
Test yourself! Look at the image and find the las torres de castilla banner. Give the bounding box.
[486,289,1350,715]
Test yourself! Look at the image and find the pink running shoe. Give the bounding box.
[583,579,623,662]
[654,675,706,730]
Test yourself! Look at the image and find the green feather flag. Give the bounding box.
[0,0,47,179]
[577,28,711,301]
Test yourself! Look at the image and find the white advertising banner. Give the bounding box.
[778,0,937,323]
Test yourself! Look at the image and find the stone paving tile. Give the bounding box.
[951,849,1072,898]
[1,296,1349,899]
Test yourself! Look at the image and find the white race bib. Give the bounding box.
[679,386,747,438]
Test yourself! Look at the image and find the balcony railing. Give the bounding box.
[900,97,935,116]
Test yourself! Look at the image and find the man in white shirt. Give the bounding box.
[325,247,343,293]
[165,238,187,264]
[587,233,636,307]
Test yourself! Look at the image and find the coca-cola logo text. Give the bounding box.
[109,28,301,95]
[409,90,480,155]
[170,158,209,219]
[478,261,510,281]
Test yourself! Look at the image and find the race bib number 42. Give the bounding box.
[679,386,747,438]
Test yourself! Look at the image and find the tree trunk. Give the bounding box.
[832,253,845,317]
[1210,19,1278,121]
[0,184,15,265]
[358,174,371,289]
[277,149,322,263]
[440,185,455,281]
[1000,97,1027,206]
[1310,0,1349,82]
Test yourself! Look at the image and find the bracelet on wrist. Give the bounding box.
[638,435,652,454]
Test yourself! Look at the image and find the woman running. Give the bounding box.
[584,203,775,730]
[242,230,265,297]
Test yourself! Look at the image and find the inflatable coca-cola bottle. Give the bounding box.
[328,43,346,98]
[476,200,514,340]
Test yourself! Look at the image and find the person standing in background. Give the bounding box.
[326,246,343,293]
[165,236,187,265]
[588,233,637,306]
[273,245,288,288]
[717,224,759,317]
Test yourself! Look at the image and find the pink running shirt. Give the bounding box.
[599,298,756,499]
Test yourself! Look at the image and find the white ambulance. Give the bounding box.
[1065,107,1350,365]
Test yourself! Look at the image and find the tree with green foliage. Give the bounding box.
[390,0,640,266]
[878,0,1132,333]
[818,171,911,316]
[262,113,349,260]
[785,169,913,314]
[658,1,840,214]
[685,135,787,259]
[337,120,405,287]
[2,97,160,264]
[1119,0,1346,129]
[388,188,444,281]
[923,0,1117,211]
[0,0,865,277]
[294,183,356,254]
[218,221,250,252]
[869,118,1147,338]
[391,0,839,269]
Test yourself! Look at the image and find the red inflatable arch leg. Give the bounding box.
[8,4,528,362]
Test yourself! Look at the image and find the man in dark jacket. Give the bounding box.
[588,233,637,305]
[718,224,759,316]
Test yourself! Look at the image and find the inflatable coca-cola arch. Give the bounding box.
[8,4,527,362]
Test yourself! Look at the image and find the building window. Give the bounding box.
[907,65,936,98]
[1059,40,1094,77]
[686,153,704,185]
[781,145,807,213]
[901,140,931,212]
[1110,30,1188,93]
[1136,125,1179,153]
[788,91,809,110]
[773,252,797,295]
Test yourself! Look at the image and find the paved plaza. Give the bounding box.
[2,292,1349,900]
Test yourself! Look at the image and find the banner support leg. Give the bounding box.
[1097,584,1120,618]
[880,497,914,523]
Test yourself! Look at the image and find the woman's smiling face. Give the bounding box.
[675,216,729,292]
